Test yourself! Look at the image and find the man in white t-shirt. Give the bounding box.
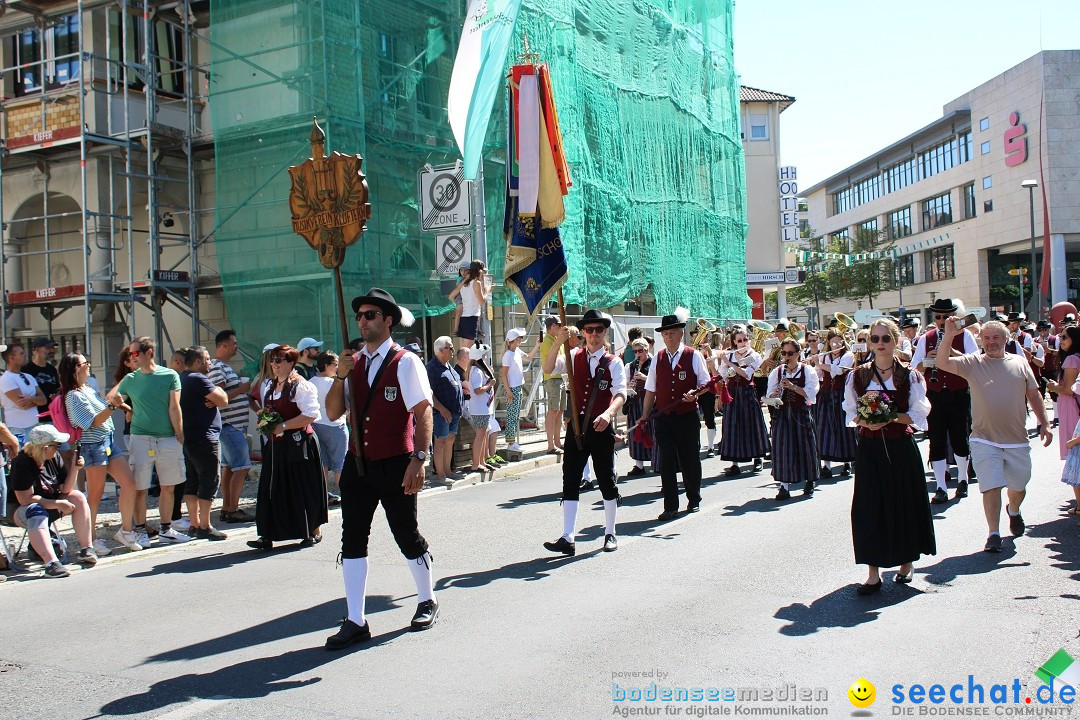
[0,344,47,437]
[938,319,1052,553]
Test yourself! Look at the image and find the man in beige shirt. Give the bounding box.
[938,319,1053,553]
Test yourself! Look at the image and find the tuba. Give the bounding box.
[749,320,774,353]
[833,312,857,341]
[788,322,806,344]
[691,318,718,348]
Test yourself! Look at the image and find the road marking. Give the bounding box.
[154,696,232,719]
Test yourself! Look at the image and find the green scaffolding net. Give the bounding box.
[209,0,748,358]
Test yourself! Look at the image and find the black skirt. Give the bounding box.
[256,433,329,541]
[850,433,937,568]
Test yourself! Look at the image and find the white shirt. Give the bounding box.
[468,366,493,416]
[310,375,347,427]
[0,369,41,428]
[644,344,710,392]
[345,337,432,413]
[911,327,979,367]
[819,351,855,378]
[843,371,931,431]
[502,348,525,388]
[259,376,322,423]
[898,336,913,356]
[573,346,628,399]
[720,349,762,379]
[766,363,819,405]
[460,280,481,317]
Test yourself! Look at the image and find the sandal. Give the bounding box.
[1067,508,1079,516]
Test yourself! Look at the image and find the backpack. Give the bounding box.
[48,392,83,442]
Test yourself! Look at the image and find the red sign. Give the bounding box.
[1003,111,1027,167]
[6,126,81,151]
[748,288,765,320]
[7,284,85,305]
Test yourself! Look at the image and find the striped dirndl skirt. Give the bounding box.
[817,387,857,461]
[771,405,819,486]
[718,382,771,462]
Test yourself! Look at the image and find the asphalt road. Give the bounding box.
[2,421,1079,720]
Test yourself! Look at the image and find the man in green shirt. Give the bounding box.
[539,316,565,455]
[107,336,189,545]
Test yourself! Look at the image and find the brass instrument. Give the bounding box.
[833,312,857,341]
[788,321,806,344]
[749,320,774,353]
[691,317,718,347]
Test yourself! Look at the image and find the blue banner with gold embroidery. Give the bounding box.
[504,195,567,321]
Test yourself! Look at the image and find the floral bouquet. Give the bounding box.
[256,409,283,433]
[856,391,897,425]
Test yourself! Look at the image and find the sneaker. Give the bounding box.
[158,527,191,544]
[508,443,522,452]
[135,530,151,548]
[1008,510,1025,537]
[114,529,144,552]
[195,526,228,541]
[78,547,98,566]
[44,561,70,578]
[172,518,192,534]
[92,538,113,557]
[984,534,1003,552]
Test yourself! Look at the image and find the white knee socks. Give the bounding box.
[582,461,592,482]
[562,500,579,541]
[706,428,716,448]
[604,498,617,536]
[342,557,368,626]
[823,460,832,470]
[931,459,948,491]
[955,455,969,483]
[635,459,644,469]
[408,552,435,603]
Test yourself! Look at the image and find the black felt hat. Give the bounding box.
[575,309,612,330]
[657,314,686,332]
[351,288,415,327]
[928,297,959,314]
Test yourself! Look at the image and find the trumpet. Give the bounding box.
[691,318,717,348]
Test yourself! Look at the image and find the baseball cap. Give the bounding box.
[505,328,527,342]
[296,337,323,352]
[544,316,561,328]
[28,424,70,445]
[262,343,281,354]
[32,337,57,349]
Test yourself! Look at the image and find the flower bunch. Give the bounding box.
[856,390,897,425]
[256,409,283,433]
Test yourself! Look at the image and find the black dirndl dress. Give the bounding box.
[718,375,771,462]
[817,360,858,462]
[626,358,658,466]
[771,366,819,487]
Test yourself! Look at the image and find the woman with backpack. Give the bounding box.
[58,353,143,554]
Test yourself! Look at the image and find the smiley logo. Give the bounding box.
[848,679,876,708]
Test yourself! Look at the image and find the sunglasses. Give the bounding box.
[735,338,748,343]
[870,335,893,344]
[781,350,797,356]
[269,356,288,364]
[933,314,949,320]
[44,442,61,449]
[582,326,606,335]
[75,360,90,368]
[355,309,384,321]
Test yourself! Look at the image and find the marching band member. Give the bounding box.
[815,331,857,478]
[542,309,626,555]
[755,321,789,430]
[637,310,711,520]
[624,339,657,476]
[698,337,721,456]
[1036,320,1059,406]
[845,318,936,594]
[767,338,820,500]
[718,328,770,476]
[911,298,979,504]
[897,317,920,362]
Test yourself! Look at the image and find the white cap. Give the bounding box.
[28,424,70,445]
[0,344,6,353]
[469,344,489,360]
[262,343,280,354]
[505,327,527,342]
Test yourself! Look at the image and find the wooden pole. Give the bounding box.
[334,266,350,349]
[559,287,584,450]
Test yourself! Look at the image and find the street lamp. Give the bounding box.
[1009,267,1028,313]
[1021,179,1039,319]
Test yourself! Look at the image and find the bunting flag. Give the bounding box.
[504,60,571,321]
[790,232,952,265]
[448,0,525,180]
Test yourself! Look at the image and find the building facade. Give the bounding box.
[802,50,1080,325]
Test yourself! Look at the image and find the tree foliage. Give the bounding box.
[841,227,897,309]
[787,230,845,324]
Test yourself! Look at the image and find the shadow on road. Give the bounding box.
[775,582,923,636]
[722,492,815,516]
[495,489,564,510]
[917,545,1026,587]
[125,543,313,578]
[1024,514,1080,581]
[436,553,588,590]
[143,596,402,664]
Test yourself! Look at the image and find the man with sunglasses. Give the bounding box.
[0,344,47,442]
[324,288,436,647]
[541,308,627,554]
[911,298,979,504]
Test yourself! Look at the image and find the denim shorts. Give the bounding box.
[433,412,460,439]
[79,432,126,467]
[219,424,252,471]
[312,423,348,473]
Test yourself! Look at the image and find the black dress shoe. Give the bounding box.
[411,599,439,630]
[325,619,371,649]
[543,537,576,556]
[930,489,948,504]
[327,493,342,506]
[657,509,679,521]
[753,458,764,471]
[841,463,851,476]
[724,465,741,477]
[626,466,646,477]
[775,487,791,501]
[579,479,595,492]
[819,466,832,478]
[247,537,273,550]
[686,502,700,513]
[857,580,882,596]
[894,571,913,584]
[603,534,618,552]
[954,480,968,499]
[803,480,815,497]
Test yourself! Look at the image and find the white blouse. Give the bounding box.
[260,377,322,423]
[842,370,930,431]
[818,351,855,379]
[720,349,762,379]
[766,363,819,405]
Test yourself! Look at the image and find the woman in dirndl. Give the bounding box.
[766,338,820,500]
[844,318,936,595]
[247,344,328,551]
[815,330,857,479]
[624,338,657,476]
[718,327,771,477]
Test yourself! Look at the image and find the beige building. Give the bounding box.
[802,50,1080,326]
[741,85,796,320]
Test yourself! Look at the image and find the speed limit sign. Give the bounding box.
[418,164,473,232]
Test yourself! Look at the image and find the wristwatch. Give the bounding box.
[411,450,428,462]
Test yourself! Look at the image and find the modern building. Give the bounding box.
[740,85,798,321]
[801,50,1080,325]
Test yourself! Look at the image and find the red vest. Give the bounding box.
[654,348,699,415]
[262,380,315,441]
[572,348,614,420]
[350,347,415,461]
[821,354,850,392]
[779,365,810,411]
[923,328,969,392]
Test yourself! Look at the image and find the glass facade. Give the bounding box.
[922,192,953,231]
[887,206,912,240]
[895,254,915,286]
[925,245,955,281]
[964,183,976,219]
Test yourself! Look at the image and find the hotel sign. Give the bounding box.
[779,166,799,243]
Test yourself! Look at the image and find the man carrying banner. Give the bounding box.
[541,309,626,555]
